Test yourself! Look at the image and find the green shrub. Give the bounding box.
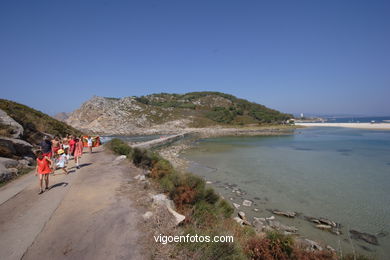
[217,199,234,218]
[132,148,153,168]
[267,231,294,257]
[107,138,133,156]
[204,188,219,204]
[151,158,174,179]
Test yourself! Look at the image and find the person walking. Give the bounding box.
[62,135,70,160]
[51,136,61,156]
[35,150,52,194]
[69,135,76,158]
[40,136,52,158]
[74,137,84,169]
[87,136,93,154]
[54,149,68,175]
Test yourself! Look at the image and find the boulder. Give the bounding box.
[0,137,34,158]
[233,203,240,209]
[0,164,18,183]
[0,157,19,168]
[152,194,185,226]
[316,224,332,230]
[0,109,24,138]
[238,211,246,220]
[298,238,323,251]
[113,155,127,163]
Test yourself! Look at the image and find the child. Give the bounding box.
[74,137,84,169]
[35,150,52,194]
[87,136,93,153]
[55,149,69,175]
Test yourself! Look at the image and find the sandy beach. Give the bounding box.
[296,122,390,130]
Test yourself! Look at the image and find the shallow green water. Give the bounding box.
[182,127,390,258]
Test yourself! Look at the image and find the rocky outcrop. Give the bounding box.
[65,93,292,135]
[253,216,298,234]
[0,137,34,159]
[0,157,33,183]
[0,109,23,138]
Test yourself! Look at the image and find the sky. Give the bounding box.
[0,0,389,116]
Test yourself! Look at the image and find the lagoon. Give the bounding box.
[183,127,390,259]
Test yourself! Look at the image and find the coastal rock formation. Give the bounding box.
[350,230,379,245]
[65,92,292,135]
[0,109,23,138]
[0,137,34,159]
[253,216,298,234]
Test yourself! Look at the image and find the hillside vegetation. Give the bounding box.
[66,92,292,134]
[0,99,82,144]
[136,92,292,125]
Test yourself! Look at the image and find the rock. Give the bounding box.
[152,194,185,226]
[0,164,18,183]
[114,155,127,162]
[316,224,332,230]
[142,211,153,221]
[376,230,389,238]
[272,209,296,218]
[234,217,245,225]
[139,175,146,181]
[319,218,337,227]
[305,216,339,228]
[350,230,379,245]
[301,238,323,251]
[233,203,240,209]
[242,200,252,207]
[233,216,251,226]
[206,181,212,184]
[253,208,259,212]
[18,159,33,168]
[0,137,34,158]
[326,245,336,252]
[267,220,298,233]
[0,157,19,168]
[238,211,246,220]
[266,216,275,220]
[0,109,24,138]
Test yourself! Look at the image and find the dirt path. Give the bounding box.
[0,147,148,260]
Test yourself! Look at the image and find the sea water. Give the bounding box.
[182,127,390,259]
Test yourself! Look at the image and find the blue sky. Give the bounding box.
[0,0,389,116]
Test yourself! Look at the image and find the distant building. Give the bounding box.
[300,113,304,118]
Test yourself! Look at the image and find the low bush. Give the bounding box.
[108,138,133,155]
[150,158,174,179]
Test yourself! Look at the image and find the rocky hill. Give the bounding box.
[0,99,82,183]
[66,92,292,135]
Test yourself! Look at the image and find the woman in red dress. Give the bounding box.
[35,150,53,194]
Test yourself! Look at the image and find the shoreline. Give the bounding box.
[156,133,385,258]
[296,122,390,130]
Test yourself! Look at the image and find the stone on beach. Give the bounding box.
[242,200,252,207]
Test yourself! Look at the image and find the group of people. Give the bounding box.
[35,135,95,194]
